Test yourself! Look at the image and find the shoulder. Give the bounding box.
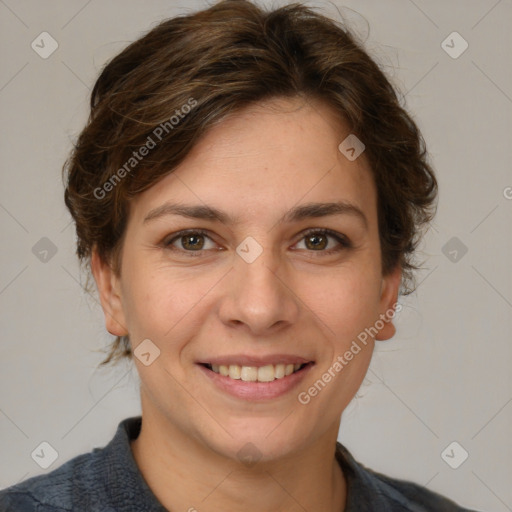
[365,469,477,511]
[0,448,103,512]
[336,443,480,512]
[0,450,93,511]
[0,416,143,512]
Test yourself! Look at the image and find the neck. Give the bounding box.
[131,404,346,512]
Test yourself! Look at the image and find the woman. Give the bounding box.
[0,0,480,510]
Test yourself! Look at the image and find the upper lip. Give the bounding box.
[198,354,314,367]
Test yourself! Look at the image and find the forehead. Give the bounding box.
[130,97,378,229]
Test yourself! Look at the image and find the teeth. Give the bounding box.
[274,364,285,379]
[229,365,241,379]
[257,365,275,382]
[240,366,258,382]
[212,363,305,382]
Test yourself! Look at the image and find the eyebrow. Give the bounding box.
[143,200,368,229]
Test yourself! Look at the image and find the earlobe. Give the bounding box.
[90,248,128,337]
[375,264,402,341]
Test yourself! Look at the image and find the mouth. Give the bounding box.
[200,362,312,383]
[197,358,315,401]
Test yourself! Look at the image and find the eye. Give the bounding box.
[163,228,351,258]
[293,228,352,255]
[164,229,217,256]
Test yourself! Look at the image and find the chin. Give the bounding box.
[199,415,312,465]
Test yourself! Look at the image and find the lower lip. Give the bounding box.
[197,363,313,401]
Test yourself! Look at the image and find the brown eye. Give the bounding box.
[295,229,351,255]
[180,233,205,251]
[304,233,328,250]
[164,230,216,254]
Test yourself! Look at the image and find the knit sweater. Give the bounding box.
[0,416,479,511]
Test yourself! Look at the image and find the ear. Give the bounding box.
[375,264,402,341]
[90,247,128,337]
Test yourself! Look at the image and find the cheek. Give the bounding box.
[305,272,379,408]
[121,269,215,349]
[303,265,382,344]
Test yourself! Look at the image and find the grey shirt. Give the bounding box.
[0,416,479,511]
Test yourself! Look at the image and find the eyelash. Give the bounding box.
[163,228,352,258]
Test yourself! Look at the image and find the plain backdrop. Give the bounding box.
[1,1,511,510]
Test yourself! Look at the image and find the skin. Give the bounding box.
[92,96,401,512]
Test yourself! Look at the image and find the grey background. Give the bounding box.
[1,0,511,510]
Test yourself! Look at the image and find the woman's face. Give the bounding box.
[93,97,400,461]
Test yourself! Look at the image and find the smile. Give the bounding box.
[203,363,308,382]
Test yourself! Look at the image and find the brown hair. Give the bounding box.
[63,0,437,365]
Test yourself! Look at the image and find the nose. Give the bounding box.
[218,247,300,336]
